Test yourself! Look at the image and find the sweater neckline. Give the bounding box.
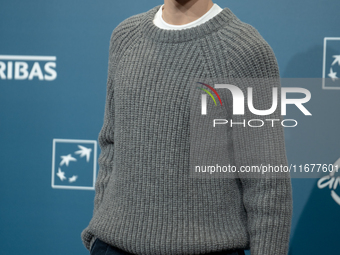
[141,4,237,43]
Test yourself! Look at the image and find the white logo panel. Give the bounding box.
[51,139,97,190]
[322,37,340,89]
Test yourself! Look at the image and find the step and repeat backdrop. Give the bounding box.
[1,0,339,254]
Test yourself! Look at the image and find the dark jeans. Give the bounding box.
[90,238,246,255]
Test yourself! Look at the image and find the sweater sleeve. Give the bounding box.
[81,30,115,250]
[231,38,293,255]
[80,31,117,249]
[92,31,117,217]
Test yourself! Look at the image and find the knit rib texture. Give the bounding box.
[81,4,293,255]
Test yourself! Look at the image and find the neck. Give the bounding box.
[162,0,214,25]
[142,5,236,43]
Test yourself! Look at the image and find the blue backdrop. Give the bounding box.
[1,0,339,254]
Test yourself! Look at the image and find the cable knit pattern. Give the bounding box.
[81,4,293,255]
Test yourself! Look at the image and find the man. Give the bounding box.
[81,1,293,254]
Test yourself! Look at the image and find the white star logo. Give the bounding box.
[328,67,338,82]
[56,168,67,181]
[331,55,340,66]
[60,154,77,166]
[75,145,92,162]
[69,175,78,183]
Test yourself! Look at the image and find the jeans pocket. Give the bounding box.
[90,238,99,254]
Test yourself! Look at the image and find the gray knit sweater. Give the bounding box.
[81,4,293,255]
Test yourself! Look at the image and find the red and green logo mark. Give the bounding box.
[197,82,223,115]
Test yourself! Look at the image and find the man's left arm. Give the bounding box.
[231,36,293,255]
